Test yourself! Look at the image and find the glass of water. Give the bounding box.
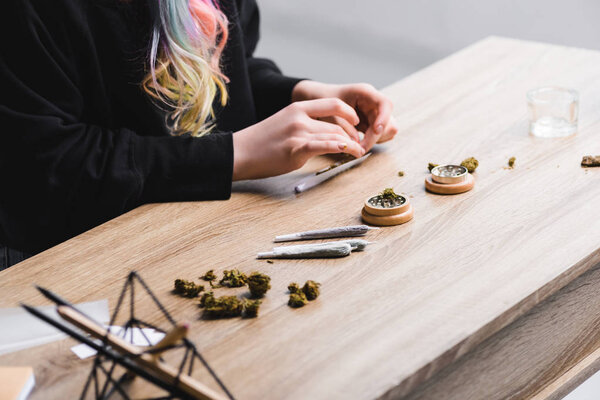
[527,87,579,137]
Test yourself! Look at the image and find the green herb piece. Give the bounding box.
[508,157,516,168]
[381,187,398,200]
[302,280,321,301]
[288,282,301,294]
[199,291,215,308]
[200,270,217,282]
[288,292,308,308]
[460,157,479,173]
[247,272,271,298]
[428,163,439,172]
[173,279,204,298]
[219,269,248,288]
[242,299,262,318]
[398,171,404,177]
[315,155,354,175]
[367,188,405,209]
[203,296,243,318]
[581,155,600,167]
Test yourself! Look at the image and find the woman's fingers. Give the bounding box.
[303,137,364,159]
[298,98,360,126]
[360,115,399,150]
[310,133,356,143]
[309,118,361,143]
[331,116,361,142]
[377,115,399,143]
[360,126,380,152]
[373,98,393,135]
[350,84,394,135]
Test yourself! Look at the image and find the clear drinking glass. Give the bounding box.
[527,87,579,137]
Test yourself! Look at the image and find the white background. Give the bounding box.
[256,0,600,89]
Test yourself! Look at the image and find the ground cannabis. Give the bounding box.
[288,282,301,294]
[199,291,216,308]
[460,157,479,173]
[368,188,405,209]
[174,279,204,298]
[302,280,321,301]
[381,187,397,199]
[398,171,404,177]
[200,270,217,282]
[267,260,274,264]
[219,269,248,288]
[428,163,439,172]
[508,157,516,168]
[242,299,262,318]
[203,296,243,318]
[316,155,354,175]
[288,292,308,308]
[581,155,600,167]
[246,272,271,298]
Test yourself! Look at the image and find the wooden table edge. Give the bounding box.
[383,250,600,398]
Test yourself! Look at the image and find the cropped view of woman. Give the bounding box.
[0,0,398,268]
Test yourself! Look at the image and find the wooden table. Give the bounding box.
[1,36,600,400]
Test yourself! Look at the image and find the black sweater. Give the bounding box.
[0,0,301,253]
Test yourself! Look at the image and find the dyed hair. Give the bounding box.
[143,0,229,137]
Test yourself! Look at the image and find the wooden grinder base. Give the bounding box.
[425,173,474,195]
[362,204,414,226]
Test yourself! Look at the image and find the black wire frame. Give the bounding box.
[79,271,235,400]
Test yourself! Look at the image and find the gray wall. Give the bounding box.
[256,0,600,88]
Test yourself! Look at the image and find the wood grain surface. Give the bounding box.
[397,258,600,400]
[1,37,600,399]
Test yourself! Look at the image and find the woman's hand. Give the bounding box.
[291,81,398,151]
[232,98,366,180]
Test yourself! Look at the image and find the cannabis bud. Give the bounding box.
[582,155,600,167]
[199,291,216,308]
[203,296,243,318]
[460,157,479,173]
[287,280,321,308]
[288,282,301,294]
[428,163,439,172]
[288,292,308,308]
[381,187,398,200]
[200,269,217,282]
[247,272,271,298]
[242,299,262,318]
[303,280,321,301]
[173,279,204,298]
[219,269,248,288]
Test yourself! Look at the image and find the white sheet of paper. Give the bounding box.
[0,300,109,356]
[294,152,372,193]
[70,326,165,359]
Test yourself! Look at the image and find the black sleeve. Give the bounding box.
[237,0,305,120]
[0,0,233,253]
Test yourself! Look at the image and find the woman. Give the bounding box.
[0,0,398,269]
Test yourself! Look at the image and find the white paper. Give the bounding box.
[16,372,35,400]
[70,325,165,359]
[294,152,371,193]
[0,299,109,356]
